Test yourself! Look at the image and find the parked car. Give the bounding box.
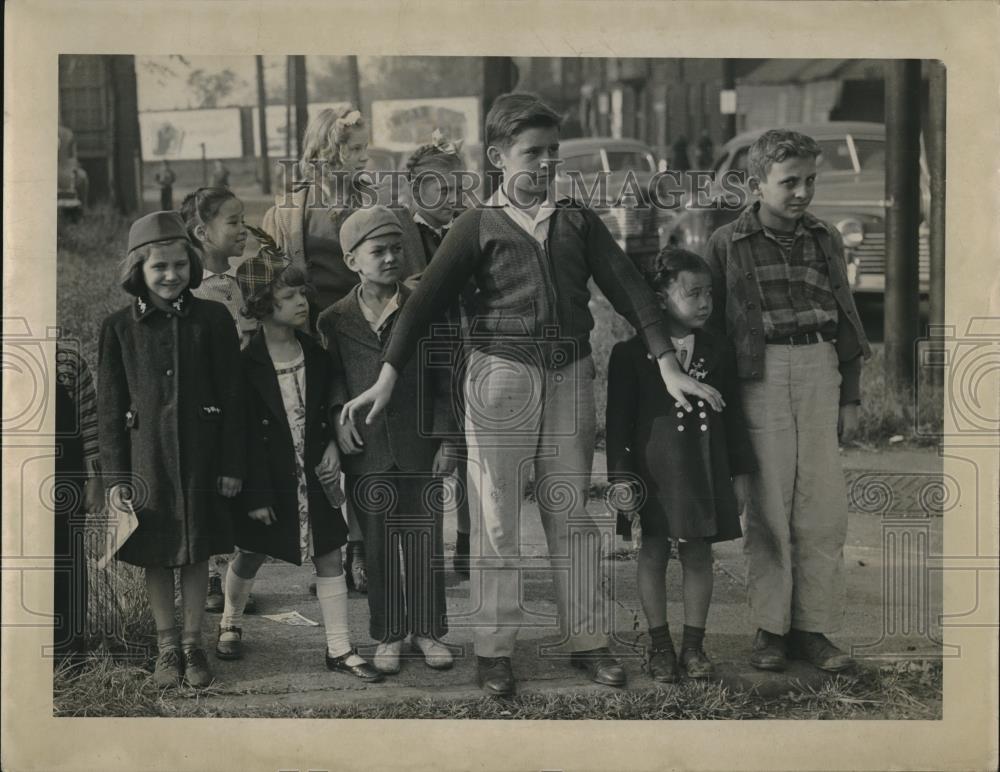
[662,122,930,295]
[555,137,669,266]
[58,125,88,221]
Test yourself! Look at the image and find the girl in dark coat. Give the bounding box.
[98,211,245,689]
[606,248,756,683]
[214,258,381,683]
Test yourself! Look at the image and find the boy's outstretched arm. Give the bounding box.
[346,210,483,426]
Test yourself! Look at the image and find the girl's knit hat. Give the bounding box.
[127,211,189,253]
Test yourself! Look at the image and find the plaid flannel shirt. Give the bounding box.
[704,202,872,405]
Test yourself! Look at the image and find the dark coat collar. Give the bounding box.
[731,201,830,242]
[244,327,325,424]
[132,290,192,321]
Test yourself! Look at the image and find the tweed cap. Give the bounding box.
[127,211,189,253]
[339,205,403,255]
[236,224,292,300]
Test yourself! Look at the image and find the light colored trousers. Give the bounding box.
[741,341,848,635]
[463,350,610,657]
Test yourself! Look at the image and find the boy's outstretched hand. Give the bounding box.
[654,353,725,412]
[341,364,399,427]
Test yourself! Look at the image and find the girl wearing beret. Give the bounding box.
[97,211,245,688]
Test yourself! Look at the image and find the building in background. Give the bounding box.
[735,59,933,133]
[58,55,141,213]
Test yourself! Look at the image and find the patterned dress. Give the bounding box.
[273,345,314,561]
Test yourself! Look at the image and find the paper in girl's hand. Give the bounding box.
[261,611,320,627]
[97,496,139,570]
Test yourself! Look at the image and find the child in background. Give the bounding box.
[704,129,871,672]
[214,254,381,683]
[54,342,103,666]
[98,211,244,688]
[317,206,458,675]
[401,130,473,578]
[181,186,258,615]
[606,248,755,682]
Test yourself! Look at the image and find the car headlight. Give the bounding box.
[836,218,865,248]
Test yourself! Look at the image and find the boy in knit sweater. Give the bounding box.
[342,92,723,697]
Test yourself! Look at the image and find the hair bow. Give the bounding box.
[336,109,363,132]
[430,128,463,155]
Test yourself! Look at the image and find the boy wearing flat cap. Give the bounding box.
[316,206,458,676]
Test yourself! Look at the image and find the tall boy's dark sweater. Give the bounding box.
[382,202,673,372]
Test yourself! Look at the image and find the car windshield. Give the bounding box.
[562,152,605,175]
[605,150,656,173]
[816,136,886,173]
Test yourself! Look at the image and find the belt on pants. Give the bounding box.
[766,330,836,346]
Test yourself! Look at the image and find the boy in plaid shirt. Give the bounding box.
[704,129,871,673]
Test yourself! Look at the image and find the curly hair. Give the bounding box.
[243,265,313,320]
[747,129,822,181]
[119,238,204,297]
[298,106,366,180]
[179,186,238,249]
[641,246,712,294]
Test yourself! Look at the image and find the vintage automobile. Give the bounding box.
[58,125,88,221]
[555,137,669,266]
[661,122,930,295]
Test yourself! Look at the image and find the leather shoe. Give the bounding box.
[215,626,243,660]
[476,656,515,697]
[412,636,454,670]
[571,647,627,687]
[750,629,787,672]
[373,640,404,674]
[679,647,714,679]
[181,646,214,688]
[787,630,853,672]
[325,649,384,682]
[648,646,679,683]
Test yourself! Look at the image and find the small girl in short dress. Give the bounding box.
[606,247,756,683]
[213,251,381,683]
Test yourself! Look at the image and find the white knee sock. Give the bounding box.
[316,574,363,665]
[220,565,255,629]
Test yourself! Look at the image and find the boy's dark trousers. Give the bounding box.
[346,470,448,643]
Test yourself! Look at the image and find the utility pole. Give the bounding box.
[292,55,308,158]
[255,55,271,195]
[927,61,946,332]
[285,56,293,158]
[926,60,946,388]
[482,57,517,198]
[347,55,362,111]
[883,60,923,396]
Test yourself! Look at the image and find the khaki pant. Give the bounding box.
[463,351,610,657]
[741,342,848,634]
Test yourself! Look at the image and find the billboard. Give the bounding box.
[370,97,480,152]
[139,107,242,160]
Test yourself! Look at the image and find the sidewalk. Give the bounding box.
[175,448,944,713]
